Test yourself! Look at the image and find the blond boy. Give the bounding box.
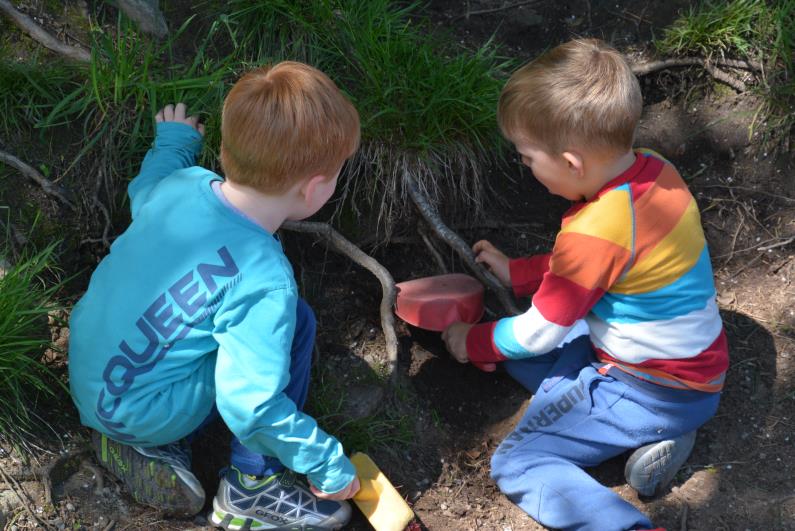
[443,39,728,531]
[69,62,360,530]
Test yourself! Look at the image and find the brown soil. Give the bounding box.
[2,1,794,531]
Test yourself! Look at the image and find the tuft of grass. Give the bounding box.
[307,364,413,453]
[224,0,511,237]
[657,0,795,145]
[0,243,65,448]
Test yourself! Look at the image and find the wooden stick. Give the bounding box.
[403,170,521,316]
[0,0,90,62]
[282,220,400,382]
[0,149,75,210]
[631,56,762,75]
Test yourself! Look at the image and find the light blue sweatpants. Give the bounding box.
[491,335,720,531]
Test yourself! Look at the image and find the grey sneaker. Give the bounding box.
[624,430,697,497]
[209,466,351,530]
[91,431,205,516]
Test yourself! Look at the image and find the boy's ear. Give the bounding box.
[299,174,332,208]
[562,151,585,178]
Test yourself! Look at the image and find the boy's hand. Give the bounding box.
[155,102,205,136]
[442,322,473,364]
[309,477,360,501]
[473,240,511,287]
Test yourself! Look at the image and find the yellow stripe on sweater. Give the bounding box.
[613,198,705,294]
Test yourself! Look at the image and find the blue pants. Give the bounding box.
[195,298,316,477]
[492,335,720,531]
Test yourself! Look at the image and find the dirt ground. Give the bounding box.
[1,1,795,530]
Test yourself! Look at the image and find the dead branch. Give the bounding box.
[282,220,400,382]
[0,0,90,62]
[631,57,757,91]
[0,464,54,530]
[0,149,75,210]
[403,170,521,316]
[631,57,762,75]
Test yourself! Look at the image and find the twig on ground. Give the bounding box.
[632,57,750,92]
[282,220,400,383]
[0,465,54,530]
[0,0,90,62]
[458,0,541,18]
[0,149,75,210]
[403,170,521,316]
[418,223,449,274]
[680,502,689,531]
[757,236,795,252]
[630,56,762,76]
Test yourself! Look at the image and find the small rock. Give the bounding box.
[193,515,208,526]
[66,502,76,512]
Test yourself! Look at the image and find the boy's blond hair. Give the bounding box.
[220,61,360,193]
[498,39,642,155]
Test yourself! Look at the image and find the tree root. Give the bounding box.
[0,149,75,210]
[403,170,521,316]
[631,57,757,92]
[282,220,400,383]
[0,0,90,62]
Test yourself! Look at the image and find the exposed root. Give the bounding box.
[0,0,90,62]
[282,220,400,383]
[418,223,449,274]
[0,149,75,210]
[403,169,521,316]
[631,57,758,92]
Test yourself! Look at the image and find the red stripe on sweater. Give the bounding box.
[595,328,729,385]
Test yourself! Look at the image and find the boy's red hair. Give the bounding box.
[221,62,360,192]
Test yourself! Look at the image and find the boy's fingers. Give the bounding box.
[174,102,188,120]
[155,110,164,122]
[197,123,206,136]
[163,104,174,121]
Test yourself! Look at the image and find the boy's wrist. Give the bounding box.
[154,121,204,156]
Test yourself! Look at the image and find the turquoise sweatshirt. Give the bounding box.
[68,122,355,493]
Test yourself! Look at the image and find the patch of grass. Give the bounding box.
[657,0,795,145]
[0,243,65,449]
[307,365,413,453]
[224,0,511,236]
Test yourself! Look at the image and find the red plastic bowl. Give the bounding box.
[394,273,485,332]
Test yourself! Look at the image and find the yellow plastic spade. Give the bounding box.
[351,452,415,531]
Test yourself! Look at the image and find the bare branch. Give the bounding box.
[403,170,521,316]
[282,220,400,383]
[0,0,90,62]
[0,149,75,210]
[631,57,757,91]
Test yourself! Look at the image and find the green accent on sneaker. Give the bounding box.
[171,473,177,487]
[101,434,108,463]
[108,443,129,474]
[233,466,276,490]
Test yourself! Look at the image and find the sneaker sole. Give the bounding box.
[92,432,204,516]
[624,431,697,497]
[209,496,345,531]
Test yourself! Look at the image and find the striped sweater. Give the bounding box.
[467,149,728,393]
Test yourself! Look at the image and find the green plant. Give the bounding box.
[223,0,511,236]
[0,243,65,447]
[657,0,795,144]
[307,365,412,453]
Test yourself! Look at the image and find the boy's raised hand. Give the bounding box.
[473,240,511,287]
[155,102,205,136]
[309,476,360,501]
